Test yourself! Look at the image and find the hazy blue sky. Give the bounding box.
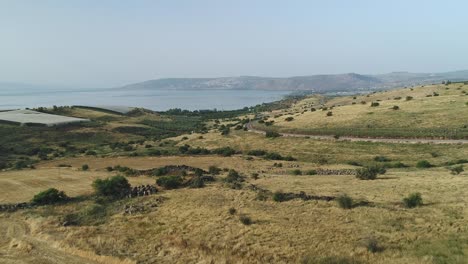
[0,0,467,87]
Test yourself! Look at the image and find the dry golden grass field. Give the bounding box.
[259,83,468,138]
[1,85,468,264]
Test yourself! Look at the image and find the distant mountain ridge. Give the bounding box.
[118,70,468,93]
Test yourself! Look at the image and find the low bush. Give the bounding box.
[156,175,183,189]
[31,188,68,205]
[356,165,386,180]
[82,164,89,171]
[374,156,391,162]
[212,146,237,157]
[416,160,433,168]
[264,152,296,161]
[370,102,380,107]
[291,169,302,175]
[326,111,333,116]
[239,215,252,225]
[247,149,267,156]
[403,193,423,208]
[265,131,281,138]
[306,169,317,175]
[208,165,222,175]
[273,191,287,202]
[228,208,236,215]
[285,117,294,121]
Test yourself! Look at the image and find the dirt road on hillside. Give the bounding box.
[0,215,134,264]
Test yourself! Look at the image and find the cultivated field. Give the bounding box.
[0,109,89,127]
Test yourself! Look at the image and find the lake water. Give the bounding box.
[0,88,292,111]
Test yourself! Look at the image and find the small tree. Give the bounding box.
[92,175,131,198]
[32,188,68,205]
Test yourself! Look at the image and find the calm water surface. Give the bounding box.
[0,89,292,111]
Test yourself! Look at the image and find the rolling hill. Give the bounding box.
[118,70,468,93]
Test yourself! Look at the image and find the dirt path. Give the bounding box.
[0,216,97,264]
[246,123,468,144]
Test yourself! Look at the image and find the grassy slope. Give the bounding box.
[261,83,468,138]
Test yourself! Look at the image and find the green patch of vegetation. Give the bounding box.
[416,160,433,168]
[403,193,423,208]
[156,175,183,189]
[356,165,386,180]
[239,215,252,225]
[31,188,68,205]
[265,131,281,138]
[92,175,131,199]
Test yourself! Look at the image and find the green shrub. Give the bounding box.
[228,208,236,215]
[337,194,353,209]
[247,149,267,156]
[285,116,294,121]
[273,191,287,202]
[189,176,205,188]
[212,146,237,157]
[306,170,317,175]
[370,102,380,107]
[208,165,221,175]
[406,96,413,101]
[326,111,333,116]
[356,167,378,180]
[291,169,302,175]
[156,175,183,189]
[403,193,423,208]
[265,131,281,138]
[374,156,391,162]
[32,188,68,205]
[82,164,89,171]
[92,175,131,198]
[416,160,433,168]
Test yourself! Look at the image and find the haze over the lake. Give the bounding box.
[1,0,468,88]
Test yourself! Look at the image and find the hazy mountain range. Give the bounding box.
[2,70,468,94]
[118,70,468,93]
